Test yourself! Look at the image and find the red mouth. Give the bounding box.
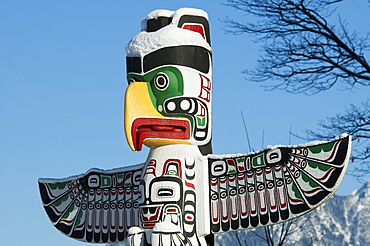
[131,118,190,151]
[140,205,162,228]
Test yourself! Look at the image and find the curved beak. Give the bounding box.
[124,82,191,151]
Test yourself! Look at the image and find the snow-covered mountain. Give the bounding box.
[216,179,370,246]
[108,180,370,246]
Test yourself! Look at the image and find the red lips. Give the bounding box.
[131,118,190,151]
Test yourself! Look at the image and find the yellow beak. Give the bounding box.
[124,82,191,151]
[124,82,163,150]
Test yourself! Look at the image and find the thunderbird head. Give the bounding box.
[124,8,212,152]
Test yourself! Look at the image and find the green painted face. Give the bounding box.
[127,66,184,113]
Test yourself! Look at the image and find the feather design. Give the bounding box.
[38,164,144,243]
[208,135,351,233]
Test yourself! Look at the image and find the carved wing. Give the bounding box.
[208,135,351,233]
[38,164,144,243]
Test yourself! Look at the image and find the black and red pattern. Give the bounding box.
[208,135,351,233]
[38,164,143,243]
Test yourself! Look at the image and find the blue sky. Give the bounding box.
[1,0,369,245]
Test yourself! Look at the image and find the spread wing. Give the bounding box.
[38,164,144,243]
[208,135,351,233]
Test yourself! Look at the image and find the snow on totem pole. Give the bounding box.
[38,8,352,246]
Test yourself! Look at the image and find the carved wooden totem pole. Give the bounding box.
[39,8,352,246]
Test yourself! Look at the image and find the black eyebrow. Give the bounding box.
[126,56,142,74]
[143,45,211,73]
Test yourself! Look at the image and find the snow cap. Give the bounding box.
[126,7,211,58]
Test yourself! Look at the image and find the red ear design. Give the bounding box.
[182,24,206,39]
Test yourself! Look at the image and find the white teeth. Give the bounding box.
[180,99,190,111]
[167,101,176,111]
[196,131,206,138]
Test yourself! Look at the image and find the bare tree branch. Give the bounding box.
[224,0,370,95]
[299,100,370,179]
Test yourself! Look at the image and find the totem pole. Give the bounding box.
[38,8,352,246]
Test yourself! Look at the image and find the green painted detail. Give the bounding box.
[252,153,266,168]
[228,170,237,174]
[184,115,195,133]
[75,209,84,226]
[143,66,184,108]
[236,157,246,164]
[291,182,304,200]
[127,67,194,131]
[165,165,179,176]
[116,174,124,183]
[196,116,206,127]
[49,182,67,190]
[124,183,132,187]
[163,204,182,229]
[301,173,320,188]
[53,193,69,207]
[307,160,332,171]
[62,203,76,219]
[308,141,336,154]
[101,175,111,188]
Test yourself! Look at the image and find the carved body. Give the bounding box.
[129,145,209,245]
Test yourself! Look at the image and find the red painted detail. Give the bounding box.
[303,187,324,195]
[324,140,341,162]
[131,118,191,151]
[317,167,336,182]
[125,187,132,195]
[288,196,305,204]
[197,103,206,118]
[145,159,157,176]
[238,173,245,181]
[124,172,132,186]
[186,215,194,220]
[185,180,195,190]
[166,208,178,213]
[75,223,85,229]
[143,223,156,228]
[140,206,162,224]
[265,168,272,174]
[237,160,246,172]
[198,74,212,102]
[228,175,236,183]
[152,125,175,131]
[226,159,236,170]
[182,24,205,39]
[162,159,182,178]
[211,200,219,223]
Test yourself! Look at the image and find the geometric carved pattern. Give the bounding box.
[38,164,143,243]
[208,136,351,233]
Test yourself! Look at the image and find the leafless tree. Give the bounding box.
[224,0,370,95]
[224,0,370,178]
[220,214,323,246]
[302,100,370,181]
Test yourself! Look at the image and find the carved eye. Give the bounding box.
[154,73,169,90]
